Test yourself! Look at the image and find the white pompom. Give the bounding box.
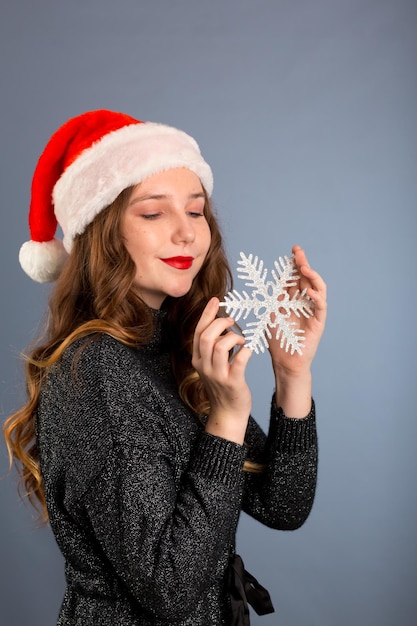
[19,239,69,283]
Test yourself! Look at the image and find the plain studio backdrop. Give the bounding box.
[0,1,416,625]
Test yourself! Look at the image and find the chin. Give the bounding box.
[169,290,192,300]
[167,284,194,300]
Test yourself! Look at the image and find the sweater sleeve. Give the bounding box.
[58,339,248,622]
[242,397,318,529]
[82,434,246,620]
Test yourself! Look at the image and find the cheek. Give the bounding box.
[121,219,152,257]
[202,223,212,253]
[121,232,135,260]
[119,217,131,249]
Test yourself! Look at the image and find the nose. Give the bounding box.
[172,214,195,244]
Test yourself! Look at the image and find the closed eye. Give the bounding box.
[141,213,161,220]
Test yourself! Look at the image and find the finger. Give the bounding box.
[194,297,219,335]
[302,284,327,331]
[300,264,327,299]
[291,251,327,314]
[291,246,313,294]
[200,323,243,375]
[292,245,309,269]
[291,245,324,290]
[193,297,220,359]
[230,345,252,374]
[195,317,237,368]
[307,287,327,312]
[211,330,246,376]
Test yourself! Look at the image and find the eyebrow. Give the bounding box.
[128,191,205,205]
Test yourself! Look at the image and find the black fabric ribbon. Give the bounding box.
[227,553,275,626]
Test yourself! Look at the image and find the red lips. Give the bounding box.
[161,256,194,270]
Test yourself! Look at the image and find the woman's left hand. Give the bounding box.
[268,245,327,376]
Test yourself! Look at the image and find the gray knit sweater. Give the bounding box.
[37,316,317,625]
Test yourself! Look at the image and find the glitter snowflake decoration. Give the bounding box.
[219,252,314,355]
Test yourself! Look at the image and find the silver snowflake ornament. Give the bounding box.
[219,252,314,355]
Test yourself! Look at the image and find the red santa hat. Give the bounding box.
[19,109,214,283]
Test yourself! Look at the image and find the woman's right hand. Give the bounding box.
[192,297,252,445]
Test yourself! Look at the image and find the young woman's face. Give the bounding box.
[121,168,212,309]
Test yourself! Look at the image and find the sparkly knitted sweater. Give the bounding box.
[37,316,317,626]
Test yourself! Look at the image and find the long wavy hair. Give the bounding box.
[4,184,262,523]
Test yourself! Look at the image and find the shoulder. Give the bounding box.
[41,332,172,435]
[48,333,142,392]
[39,334,140,439]
[38,336,146,485]
[62,332,137,370]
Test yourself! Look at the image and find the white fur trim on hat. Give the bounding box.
[53,122,214,252]
[19,239,68,283]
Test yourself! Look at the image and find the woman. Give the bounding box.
[4,109,327,625]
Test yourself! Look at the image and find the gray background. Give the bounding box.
[1,1,416,625]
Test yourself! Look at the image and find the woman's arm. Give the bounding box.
[270,245,327,417]
[191,246,325,530]
[82,427,246,620]
[242,403,318,529]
